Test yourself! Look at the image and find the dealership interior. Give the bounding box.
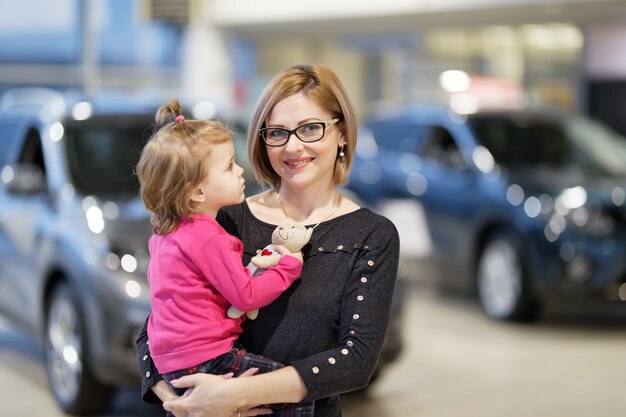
[1,1,626,416]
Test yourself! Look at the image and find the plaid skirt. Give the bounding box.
[162,343,315,417]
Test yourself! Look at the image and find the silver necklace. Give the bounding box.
[277,192,342,230]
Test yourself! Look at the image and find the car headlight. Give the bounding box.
[102,247,150,300]
[544,205,614,241]
[524,187,614,241]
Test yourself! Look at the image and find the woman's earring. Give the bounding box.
[339,146,345,157]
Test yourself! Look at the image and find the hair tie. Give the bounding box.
[175,115,185,124]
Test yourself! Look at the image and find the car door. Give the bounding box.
[415,124,479,273]
[0,121,54,328]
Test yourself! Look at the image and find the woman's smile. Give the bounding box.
[283,157,315,169]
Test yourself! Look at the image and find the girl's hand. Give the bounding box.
[150,380,188,417]
[163,370,272,417]
[274,244,303,264]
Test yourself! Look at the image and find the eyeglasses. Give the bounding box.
[259,118,340,147]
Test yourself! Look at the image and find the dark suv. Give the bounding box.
[347,106,626,321]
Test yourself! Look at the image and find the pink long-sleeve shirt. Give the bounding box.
[147,214,302,373]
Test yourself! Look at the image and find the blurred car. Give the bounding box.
[0,88,403,414]
[347,105,626,322]
[0,88,157,414]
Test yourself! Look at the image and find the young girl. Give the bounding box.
[136,99,314,416]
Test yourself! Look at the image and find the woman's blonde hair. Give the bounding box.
[248,63,357,189]
[136,99,231,235]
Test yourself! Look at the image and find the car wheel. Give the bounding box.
[476,230,538,321]
[44,283,113,415]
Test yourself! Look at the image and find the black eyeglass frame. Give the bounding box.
[259,118,340,147]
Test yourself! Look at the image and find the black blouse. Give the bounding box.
[136,201,400,417]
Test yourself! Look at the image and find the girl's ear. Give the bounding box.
[190,187,206,203]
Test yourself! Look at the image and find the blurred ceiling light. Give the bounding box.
[1,166,13,184]
[406,173,427,196]
[49,122,64,142]
[86,205,105,234]
[125,280,141,298]
[524,196,542,218]
[399,153,420,174]
[102,201,120,220]
[439,70,470,93]
[450,93,478,114]
[355,129,378,160]
[556,186,587,210]
[484,26,516,46]
[121,254,138,273]
[506,184,524,206]
[539,194,554,214]
[72,101,93,120]
[472,146,495,174]
[522,24,583,50]
[193,101,216,120]
[61,183,75,201]
[612,187,625,206]
[558,25,584,49]
[523,24,554,49]
[105,253,120,270]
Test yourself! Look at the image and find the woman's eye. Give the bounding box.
[302,124,319,134]
[269,129,286,138]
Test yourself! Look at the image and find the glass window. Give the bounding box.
[63,115,153,200]
[468,113,626,176]
[369,122,423,153]
[421,125,466,170]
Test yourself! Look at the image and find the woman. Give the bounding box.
[136,63,400,417]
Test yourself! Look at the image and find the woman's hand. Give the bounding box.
[163,369,272,417]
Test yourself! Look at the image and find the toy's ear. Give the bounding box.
[305,226,313,243]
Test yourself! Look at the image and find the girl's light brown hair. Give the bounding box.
[136,99,231,235]
[248,63,357,189]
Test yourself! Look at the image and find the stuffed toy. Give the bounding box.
[227,222,312,320]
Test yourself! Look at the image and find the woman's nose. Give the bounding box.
[284,132,304,152]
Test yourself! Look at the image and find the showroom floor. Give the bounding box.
[1,280,625,417]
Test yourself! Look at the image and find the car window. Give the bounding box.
[18,127,46,174]
[0,121,21,165]
[368,122,423,153]
[469,115,571,168]
[421,126,467,170]
[63,116,152,200]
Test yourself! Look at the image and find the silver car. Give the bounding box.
[0,88,154,414]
